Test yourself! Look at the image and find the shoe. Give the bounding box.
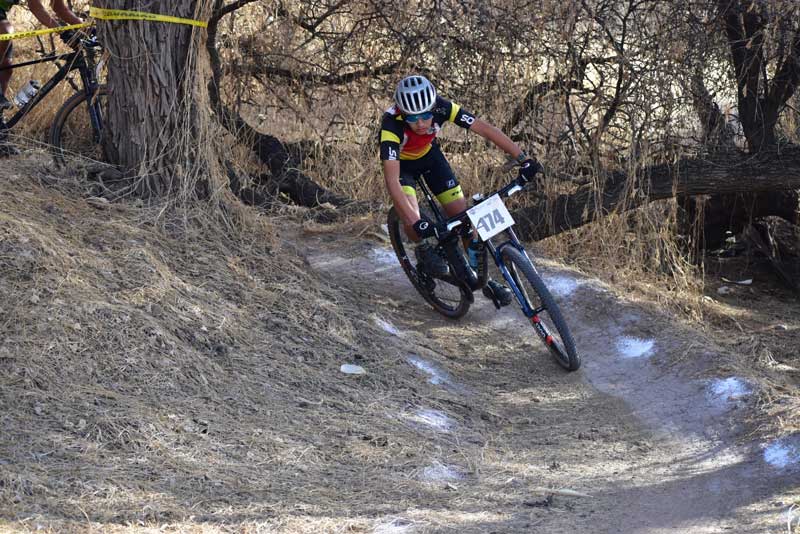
[483,278,513,307]
[0,94,11,111]
[415,242,449,277]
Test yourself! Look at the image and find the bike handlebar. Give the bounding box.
[441,174,531,234]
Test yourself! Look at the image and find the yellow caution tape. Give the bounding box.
[90,7,208,28]
[0,7,206,41]
[0,22,91,41]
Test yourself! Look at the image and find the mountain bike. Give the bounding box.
[387,172,581,371]
[0,32,107,163]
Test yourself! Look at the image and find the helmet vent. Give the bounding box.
[394,75,437,114]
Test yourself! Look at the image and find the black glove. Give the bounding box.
[59,29,81,50]
[518,158,544,184]
[412,216,446,240]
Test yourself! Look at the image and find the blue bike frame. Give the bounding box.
[416,174,546,318]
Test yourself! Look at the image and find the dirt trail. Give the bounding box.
[304,232,800,534]
[1,166,797,533]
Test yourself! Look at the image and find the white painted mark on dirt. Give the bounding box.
[375,317,401,336]
[785,506,800,533]
[373,518,416,534]
[616,337,655,359]
[371,247,397,266]
[545,275,582,297]
[763,435,800,469]
[340,364,366,375]
[420,462,464,482]
[407,355,448,385]
[706,377,751,408]
[409,409,454,432]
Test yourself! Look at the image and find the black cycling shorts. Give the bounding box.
[398,143,464,206]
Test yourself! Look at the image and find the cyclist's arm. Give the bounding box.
[50,1,83,25]
[26,0,59,27]
[27,0,82,26]
[470,118,525,161]
[383,160,419,227]
[379,114,420,227]
[443,98,526,161]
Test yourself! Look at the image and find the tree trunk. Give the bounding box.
[95,1,221,199]
[717,0,799,154]
[515,147,800,241]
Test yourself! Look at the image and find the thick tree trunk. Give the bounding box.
[717,0,799,154]
[95,1,220,198]
[515,147,800,241]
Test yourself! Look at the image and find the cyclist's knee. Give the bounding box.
[441,190,466,216]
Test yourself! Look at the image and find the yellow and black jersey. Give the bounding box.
[379,96,476,161]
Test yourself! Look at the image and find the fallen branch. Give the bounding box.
[207,4,366,212]
[515,146,800,241]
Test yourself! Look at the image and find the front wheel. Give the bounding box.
[387,207,471,319]
[49,85,108,165]
[501,246,581,371]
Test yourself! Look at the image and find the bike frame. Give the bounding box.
[0,44,103,138]
[417,175,547,318]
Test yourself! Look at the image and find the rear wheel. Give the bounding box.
[501,246,581,371]
[49,86,108,165]
[387,207,470,319]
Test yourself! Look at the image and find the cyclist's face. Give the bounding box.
[407,116,433,134]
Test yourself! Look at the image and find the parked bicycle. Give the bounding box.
[387,171,581,371]
[0,31,107,163]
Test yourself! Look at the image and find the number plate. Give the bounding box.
[466,194,514,241]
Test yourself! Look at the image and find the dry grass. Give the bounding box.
[0,157,483,532]
[1,5,797,532]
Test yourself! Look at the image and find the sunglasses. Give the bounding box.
[405,111,433,123]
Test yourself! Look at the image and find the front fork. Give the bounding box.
[494,237,546,321]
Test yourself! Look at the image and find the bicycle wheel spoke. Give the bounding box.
[388,207,470,319]
[502,247,581,371]
[49,87,108,164]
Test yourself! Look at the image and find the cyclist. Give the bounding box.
[1,0,82,154]
[380,74,542,306]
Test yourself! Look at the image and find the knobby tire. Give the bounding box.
[387,207,470,319]
[501,246,581,371]
[49,85,108,165]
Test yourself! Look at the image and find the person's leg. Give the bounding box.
[0,19,13,101]
[419,145,466,214]
[398,161,449,276]
[398,170,423,241]
[420,144,470,250]
[0,19,18,156]
[423,145,512,305]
